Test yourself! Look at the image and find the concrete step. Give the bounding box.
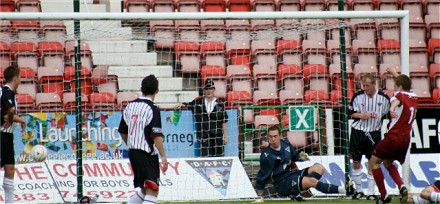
[108,66,173,78]
[87,41,147,53]
[92,53,157,66]
[118,77,183,91]
[155,91,199,105]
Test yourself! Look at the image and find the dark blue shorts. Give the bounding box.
[276,168,309,196]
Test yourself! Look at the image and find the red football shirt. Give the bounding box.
[387,92,418,137]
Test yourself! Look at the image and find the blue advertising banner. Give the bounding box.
[13,110,239,163]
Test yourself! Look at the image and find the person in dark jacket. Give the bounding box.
[174,79,228,157]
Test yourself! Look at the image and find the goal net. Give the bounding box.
[0,9,410,203]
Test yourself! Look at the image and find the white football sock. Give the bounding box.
[3,178,14,204]
[431,192,440,202]
[352,168,363,193]
[143,195,157,204]
[413,195,430,204]
[128,191,145,204]
[338,186,346,194]
[367,174,375,195]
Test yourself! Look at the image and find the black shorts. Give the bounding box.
[0,132,15,167]
[128,149,160,190]
[350,128,381,162]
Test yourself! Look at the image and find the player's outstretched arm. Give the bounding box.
[386,67,399,78]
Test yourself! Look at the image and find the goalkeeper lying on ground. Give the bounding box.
[254,125,356,203]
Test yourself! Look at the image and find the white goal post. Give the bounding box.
[0,10,412,200]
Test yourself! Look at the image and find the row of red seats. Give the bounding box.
[124,0,440,15]
[0,41,93,72]
[0,0,41,12]
[0,20,67,44]
[13,65,132,112]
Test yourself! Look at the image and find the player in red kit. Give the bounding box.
[369,68,418,204]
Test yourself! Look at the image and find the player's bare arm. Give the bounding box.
[153,136,168,172]
[2,107,15,128]
[350,112,376,120]
[386,67,399,78]
[390,99,401,118]
[173,103,185,110]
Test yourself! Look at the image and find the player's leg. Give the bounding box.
[200,138,209,157]
[142,155,161,204]
[306,164,324,180]
[350,129,365,199]
[383,159,407,203]
[301,176,346,194]
[365,131,382,200]
[1,133,15,204]
[369,155,392,203]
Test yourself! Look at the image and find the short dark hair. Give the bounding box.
[4,66,20,83]
[141,74,159,95]
[394,74,412,91]
[267,125,281,134]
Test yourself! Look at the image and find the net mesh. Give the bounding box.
[0,8,409,202]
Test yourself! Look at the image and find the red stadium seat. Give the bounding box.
[11,20,39,41]
[117,92,140,108]
[151,0,175,12]
[378,0,399,10]
[252,0,276,11]
[201,0,226,12]
[433,88,440,103]
[253,64,277,92]
[352,0,375,11]
[228,0,251,11]
[379,64,400,90]
[36,92,63,111]
[200,42,225,68]
[65,41,93,71]
[410,40,429,70]
[252,40,276,68]
[302,40,327,67]
[124,0,150,12]
[426,0,440,15]
[425,15,440,39]
[16,0,41,12]
[277,40,301,65]
[0,0,15,12]
[304,90,330,104]
[326,0,349,11]
[429,38,440,64]
[90,92,116,111]
[0,21,12,46]
[16,93,35,112]
[227,90,253,123]
[327,40,353,67]
[0,42,11,69]
[331,89,355,104]
[201,20,226,42]
[174,41,200,73]
[97,81,119,99]
[303,0,325,11]
[286,131,308,148]
[11,42,38,72]
[39,21,66,44]
[253,90,280,105]
[400,0,424,24]
[410,73,432,103]
[304,64,330,94]
[430,64,440,88]
[16,82,37,101]
[63,92,90,111]
[19,67,36,83]
[177,0,200,12]
[200,65,227,98]
[227,64,253,94]
[254,115,279,128]
[38,41,65,70]
[378,39,400,65]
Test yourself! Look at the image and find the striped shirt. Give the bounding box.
[118,97,163,154]
[1,85,18,133]
[349,90,390,132]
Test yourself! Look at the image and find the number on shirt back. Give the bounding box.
[408,107,415,124]
[130,114,139,135]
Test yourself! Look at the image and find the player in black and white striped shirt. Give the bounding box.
[0,66,26,204]
[118,75,168,204]
[348,73,390,200]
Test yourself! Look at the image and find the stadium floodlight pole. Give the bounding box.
[73,0,84,201]
[337,0,351,196]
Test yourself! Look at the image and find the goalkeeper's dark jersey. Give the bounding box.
[256,140,302,192]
